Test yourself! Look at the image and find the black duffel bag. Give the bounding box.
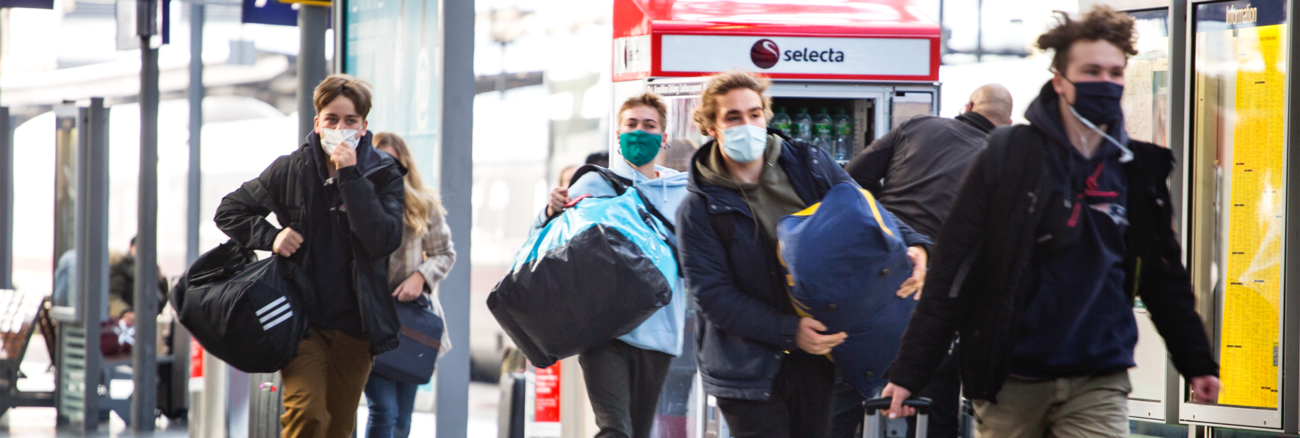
[171,240,312,373]
[372,294,444,385]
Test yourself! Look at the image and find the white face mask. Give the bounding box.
[320,128,360,155]
[720,124,769,164]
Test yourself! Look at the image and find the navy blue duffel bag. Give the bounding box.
[373,294,445,385]
[777,182,915,395]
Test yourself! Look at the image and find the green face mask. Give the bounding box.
[619,130,663,167]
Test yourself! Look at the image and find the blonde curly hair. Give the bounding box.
[692,70,774,137]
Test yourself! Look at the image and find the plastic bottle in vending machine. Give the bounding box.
[834,108,853,163]
[795,108,814,142]
[772,108,793,137]
[812,108,833,152]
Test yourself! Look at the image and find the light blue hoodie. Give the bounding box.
[531,158,690,357]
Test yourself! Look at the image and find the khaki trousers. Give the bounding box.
[280,329,373,438]
[973,371,1131,438]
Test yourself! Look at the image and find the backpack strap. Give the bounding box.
[569,164,632,196]
[567,165,675,234]
[631,189,676,235]
[984,125,1047,187]
[946,125,1045,299]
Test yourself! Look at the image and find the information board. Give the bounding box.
[1192,0,1289,409]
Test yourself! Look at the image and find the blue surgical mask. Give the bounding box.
[720,124,769,164]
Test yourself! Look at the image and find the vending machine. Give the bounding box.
[528,1,944,437]
[610,0,942,173]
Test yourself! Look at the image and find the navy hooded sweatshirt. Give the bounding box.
[1008,83,1138,379]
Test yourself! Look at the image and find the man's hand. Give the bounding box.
[896,246,928,300]
[1189,375,1221,404]
[273,228,304,257]
[546,187,569,217]
[881,383,915,419]
[795,317,847,355]
[121,311,135,328]
[330,133,359,169]
[393,272,425,302]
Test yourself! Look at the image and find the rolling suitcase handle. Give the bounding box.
[862,396,932,438]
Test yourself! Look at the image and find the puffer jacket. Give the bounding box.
[215,131,406,355]
[677,129,930,400]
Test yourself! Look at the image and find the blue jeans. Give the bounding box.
[364,372,418,438]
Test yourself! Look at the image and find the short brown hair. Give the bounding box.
[619,93,669,126]
[1037,6,1137,73]
[313,74,374,118]
[692,70,773,136]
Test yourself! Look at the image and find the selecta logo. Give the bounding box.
[750,38,846,69]
[750,39,780,69]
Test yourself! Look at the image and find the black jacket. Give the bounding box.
[108,254,169,319]
[884,83,1218,402]
[845,112,995,242]
[215,132,406,355]
[677,129,930,400]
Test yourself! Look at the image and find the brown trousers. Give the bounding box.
[280,329,373,438]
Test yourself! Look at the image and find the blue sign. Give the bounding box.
[1196,0,1288,31]
[242,0,299,27]
[242,0,333,27]
[162,0,171,44]
[0,0,54,9]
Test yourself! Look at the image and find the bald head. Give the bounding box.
[966,84,1013,126]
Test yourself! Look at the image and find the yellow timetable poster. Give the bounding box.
[1219,23,1285,409]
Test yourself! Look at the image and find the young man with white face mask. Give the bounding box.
[216,74,406,438]
[879,7,1220,437]
[674,71,930,437]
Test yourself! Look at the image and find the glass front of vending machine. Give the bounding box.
[646,78,936,172]
[639,77,935,438]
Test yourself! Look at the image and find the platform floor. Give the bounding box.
[1,334,501,437]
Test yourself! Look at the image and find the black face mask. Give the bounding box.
[1064,78,1124,127]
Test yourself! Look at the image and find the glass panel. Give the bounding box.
[1190,0,1288,410]
[1124,9,1173,406]
[1123,9,1170,147]
[652,95,704,435]
[890,92,933,130]
[651,308,700,436]
[657,96,706,173]
[53,111,78,311]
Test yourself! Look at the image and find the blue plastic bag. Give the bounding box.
[489,187,677,368]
